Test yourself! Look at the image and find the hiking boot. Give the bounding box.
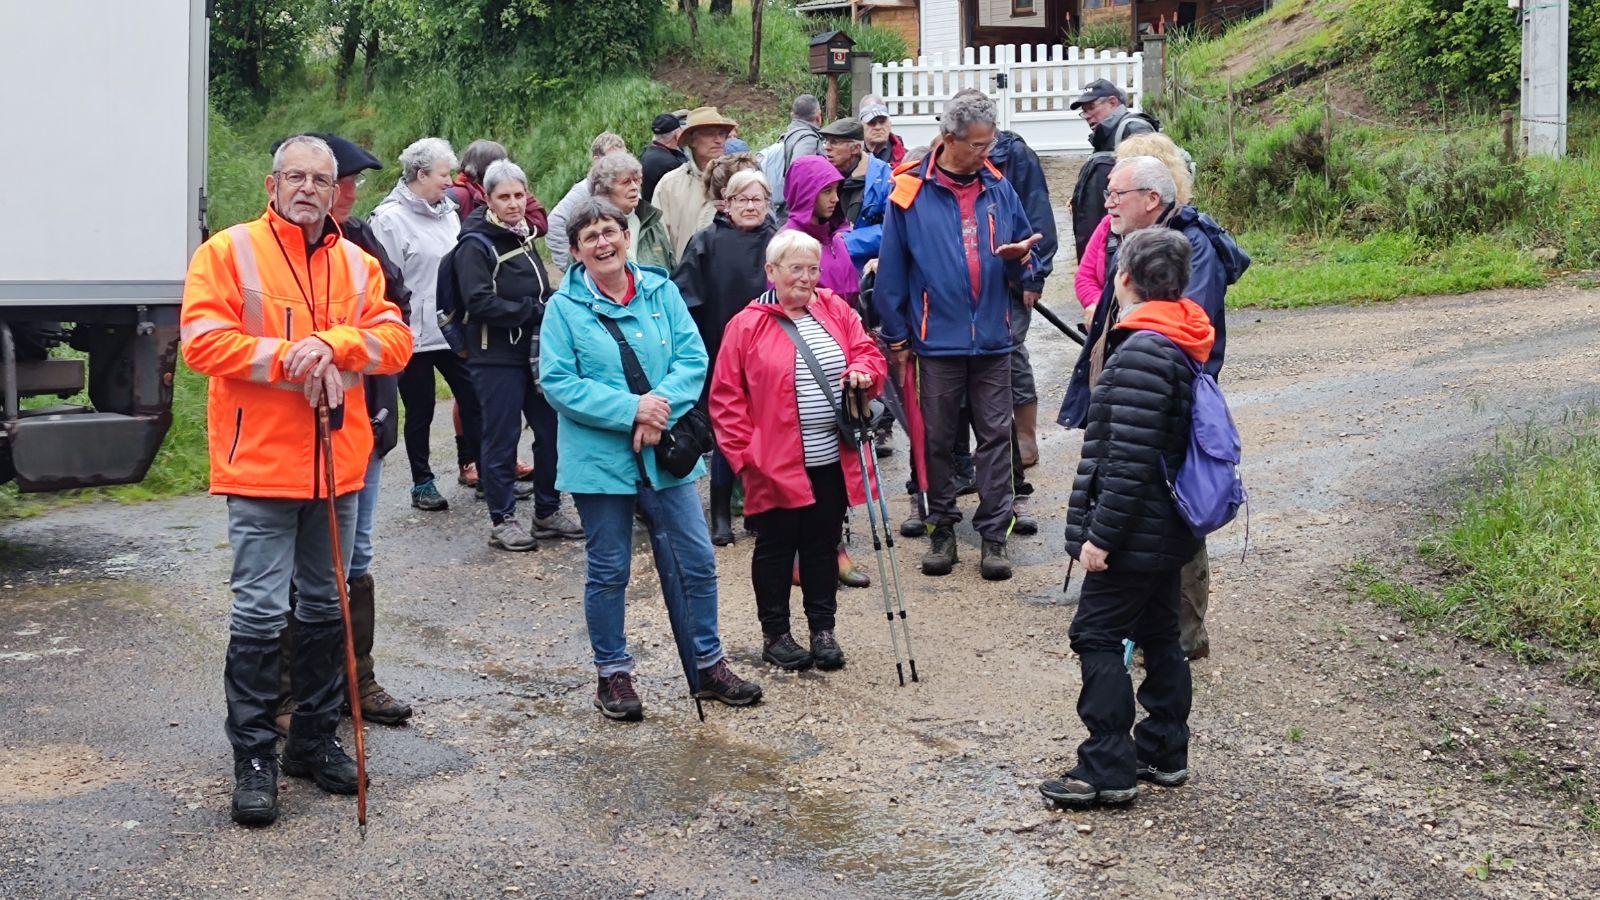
[810,630,845,671]
[980,540,1013,581]
[921,525,957,576]
[838,545,871,588]
[709,483,735,546]
[489,519,538,552]
[1015,402,1040,469]
[458,462,479,487]
[474,479,535,501]
[280,733,361,795]
[595,672,644,721]
[411,479,448,511]
[1187,644,1211,662]
[873,428,894,459]
[695,659,763,707]
[532,507,585,539]
[1136,763,1191,787]
[900,496,927,538]
[953,454,978,496]
[762,633,813,671]
[1039,775,1138,809]
[231,756,280,826]
[1012,493,1039,536]
[359,688,413,726]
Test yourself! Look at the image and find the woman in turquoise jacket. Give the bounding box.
[540,198,764,722]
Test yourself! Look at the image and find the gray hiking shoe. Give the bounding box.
[532,507,585,539]
[1039,775,1138,809]
[1136,764,1191,787]
[488,519,538,552]
[921,525,957,576]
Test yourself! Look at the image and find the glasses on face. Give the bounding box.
[1078,99,1106,120]
[1103,187,1152,204]
[729,193,767,208]
[578,226,626,248]
[275,170,335,191]
[780,264,820,279]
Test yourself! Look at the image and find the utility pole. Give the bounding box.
[1518,0,1568,159]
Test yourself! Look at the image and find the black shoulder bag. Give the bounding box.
[772,314,860,450]
[595,315,715,481]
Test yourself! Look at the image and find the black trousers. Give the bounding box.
[750,464,847,638]
[470,362,559,524]
[397,349,482,486]
[919,354,1014,540]
[1067,566,1191,789]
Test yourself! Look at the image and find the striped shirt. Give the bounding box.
[790,313,848,467]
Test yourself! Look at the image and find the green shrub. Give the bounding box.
[1364,0,1521,103]
[1066,22,1132,51]
[1381,135,1527,238]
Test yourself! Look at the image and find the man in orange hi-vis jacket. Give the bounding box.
[181,134,412,827]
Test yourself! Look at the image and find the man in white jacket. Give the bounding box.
[654,106,738,259]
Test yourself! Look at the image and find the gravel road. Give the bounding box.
[4,280,1600,899]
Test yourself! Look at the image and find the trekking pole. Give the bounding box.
[846,385,910,685]
[316,399,369,836]
[851,385,919,684]
[1032,301,1087,346]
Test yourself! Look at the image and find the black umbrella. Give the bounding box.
[633,455,706,721]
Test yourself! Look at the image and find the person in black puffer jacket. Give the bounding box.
[1041,228,1216,812]
[455,160,583,552]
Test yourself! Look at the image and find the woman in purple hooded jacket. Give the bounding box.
[782,155,860,309]
[779,154,871,588]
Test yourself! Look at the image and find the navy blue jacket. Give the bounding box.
[988,130,1056,294]
[875,151,1037,357]
[1058,205,1250,427]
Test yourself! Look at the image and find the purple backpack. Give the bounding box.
[1155,334,1246,537]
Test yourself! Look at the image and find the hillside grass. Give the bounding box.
[1351,416,1600,688]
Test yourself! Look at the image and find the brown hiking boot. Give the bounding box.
[695,659,763,707]
[595,672,644,721]
[359,687,413,726]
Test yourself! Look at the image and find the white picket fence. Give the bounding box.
[870,45,1144,155]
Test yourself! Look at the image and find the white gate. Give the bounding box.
[870,45,1144,155]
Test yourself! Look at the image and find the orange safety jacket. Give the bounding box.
[181,205,414,499]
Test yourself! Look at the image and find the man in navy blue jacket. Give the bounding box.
[876,93,1041,582]
[1059,156,1250,659]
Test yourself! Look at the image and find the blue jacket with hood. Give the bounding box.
[1058,204,1251,428]
[841,153,894,268]
[988,130,1057,295]
[874,149,1037,358]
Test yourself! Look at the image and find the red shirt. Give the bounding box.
[934,166,983,303]
[597,269,637,306]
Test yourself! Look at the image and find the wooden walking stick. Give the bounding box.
[317,398,369,835]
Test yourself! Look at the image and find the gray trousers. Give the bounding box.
[1009,292,1036,408]
[226,494,358,640]
[919,354,1015,541]
[1180,545,1210,655]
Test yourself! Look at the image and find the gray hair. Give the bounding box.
[272,134,335,174]
[766,230,821,266]
[1116,228,1192,302]
[590,132,627,159]
[567,197,629,247]
[459,139,508,182]
[399,137,457,183]
[724,169,770,202]
[793,94,821,121]
[1111,156,1178,206]
[588,152,644,197]
[482,159,528,196]
[859,94,886,115]
[940,92,997,139]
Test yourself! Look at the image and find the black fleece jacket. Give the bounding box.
[453,207,552,367]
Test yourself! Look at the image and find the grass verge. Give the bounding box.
[1230,231,1545,308]
[1348,416,1600,688]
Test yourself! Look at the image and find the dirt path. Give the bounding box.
[4,283,1600,898]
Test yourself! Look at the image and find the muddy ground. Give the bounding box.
[6,264,1600,895]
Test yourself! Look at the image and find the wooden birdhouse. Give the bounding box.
[809,30,856,75]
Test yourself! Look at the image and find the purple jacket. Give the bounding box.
[782,155,860,305]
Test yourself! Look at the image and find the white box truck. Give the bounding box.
[0,0,208,490]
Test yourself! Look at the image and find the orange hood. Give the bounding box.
[1114,298,1215,364]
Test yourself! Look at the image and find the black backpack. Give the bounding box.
[435,232,540,355]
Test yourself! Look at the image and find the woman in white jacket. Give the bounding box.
[371,136,484,512]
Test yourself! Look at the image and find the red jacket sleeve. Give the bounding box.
[709,314,755,475]
[525,196,550,239]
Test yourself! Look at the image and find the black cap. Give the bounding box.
[819,117,865,141]
[270,132,382,179]
[651,113,683,136]
[1069,79,1127,110]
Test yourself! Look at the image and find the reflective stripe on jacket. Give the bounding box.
[181,205,414,499]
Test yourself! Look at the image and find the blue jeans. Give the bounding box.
[572,482,725,676]
[348,454,384,579]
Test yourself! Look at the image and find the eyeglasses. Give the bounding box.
[779,264,820,279]
[275,170,335,191]
[728,194,768,207]
[1078,99,1107,119]
[578,226,626,248]
[1103,187,1153,204]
